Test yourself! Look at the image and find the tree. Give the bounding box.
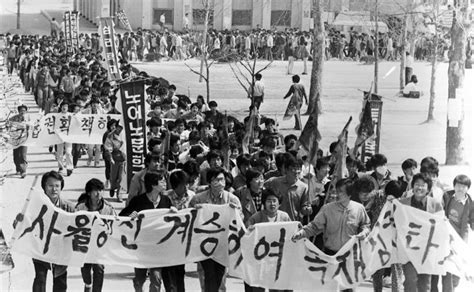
[305,0,324,116]
[185,0,212,102]
[426,0,440,122]
[228,56,272,107]
[446,0,470,164]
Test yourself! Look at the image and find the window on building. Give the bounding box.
[232,10,252,26]
[153,9,173,25]
[271,10,291,26]
[193,9,214,25]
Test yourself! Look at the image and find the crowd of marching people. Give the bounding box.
[2,26,474,292]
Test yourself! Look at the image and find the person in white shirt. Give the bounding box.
[160,13,166,30]
[403,75,422,97]
[183,13,190,30]
[265,33,274,61]
[249,73,265,110]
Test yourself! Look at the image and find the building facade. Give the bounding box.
[75,0,320,31]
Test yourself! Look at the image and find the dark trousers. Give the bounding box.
[134,267,162,292]
[405,67,413,85]
[200,259,226,292]
[103,154,111,180]
[431,273,459,292]
[8,58,15,74]
[72,143,81,167]
[161,265,185,292]
[81,263,104,292]
[403,262,431,292]
[13,146,27,174]
[253,96,263,110]
[32,259,67,292]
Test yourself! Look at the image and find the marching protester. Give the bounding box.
[9,104,30,178]
[283,74,308,130]
[76,178,116,292]
[120,171,172,292]
[189,167,243,292]
[30,171,75,292]
[4,22,473,292]
[399,173,443,292]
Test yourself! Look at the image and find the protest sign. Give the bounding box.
[98,18,121,81]
[116,10,133,32]
[8,113,120,148]
[63,11,80,50]
[10,194,474,290]
[361,92,383,163]
[119,80,147,189]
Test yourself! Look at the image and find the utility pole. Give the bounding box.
[446,0,470,164]
[16,0,20,30]
[374,0,379,94]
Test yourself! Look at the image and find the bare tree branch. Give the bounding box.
[185,63,208,82]
[229,63,250,95]
[256,61,273,74]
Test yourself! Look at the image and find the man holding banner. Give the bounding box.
[291,178,370,291]
[29,171,75,292]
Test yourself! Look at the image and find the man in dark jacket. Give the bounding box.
[434,174,474,291]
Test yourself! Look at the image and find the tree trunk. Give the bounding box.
[427,0,439,122]
[305,0,323,116]
[16,0,20,29]
[199,2,210,83]
[205,59,210,102]
[374,0,379,94]
[400,13,408,92]
[446,1,468,165]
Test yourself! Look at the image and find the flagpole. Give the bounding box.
[9,175,39,246]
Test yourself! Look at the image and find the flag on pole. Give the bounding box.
[116,10,133,32]
[352,90,375,157]
[299,111,321,167]
[333,116,352,181]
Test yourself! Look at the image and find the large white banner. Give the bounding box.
[9,113,121,148]
[10,193,474,290]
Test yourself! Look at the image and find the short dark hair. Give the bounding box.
[411,172,433,191]
[292,74,300,83]
[245,169,263,188]
[262,188,280,203]
[146,117,162,128]
[107,119,117,131]
[236,154,251,169]
[353,176,376,194]
[41,171,65,191]
[385,180,405,198]
[207,150,223,163]
[85,178,104,194]
[284,134,297,145]
[315,158,330,170]
[283,154,301,169]
[366,153,388,170]
[208,101,218,108]
[420,156,439,177]
[144,171,165,193]
[453,174,471,188]
[148,137,162,152]
[207,167,226,183]
[169,170,189,189]
[255,73,262,80]
[402,158,417,170]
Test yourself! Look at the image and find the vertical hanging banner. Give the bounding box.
[116,10,133,32]
[119,80,147,189]
[99,18,122,81]
[63,11,80,51]
[361,92,383,164]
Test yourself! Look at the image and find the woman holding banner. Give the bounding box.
[76,178,116,292]
[399,173,443,292]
